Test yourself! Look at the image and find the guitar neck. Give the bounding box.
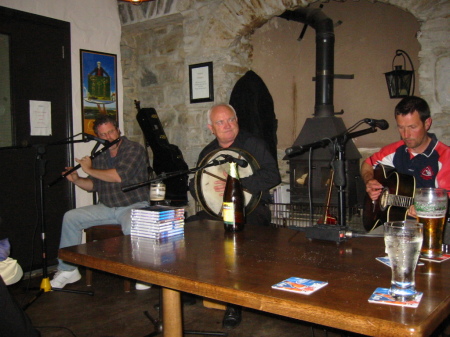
[385,194,414,208]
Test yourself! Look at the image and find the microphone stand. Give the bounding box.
[23,135,100,310]
[122,156,232,192]
[91,142,102,205]
[286,126,378,228]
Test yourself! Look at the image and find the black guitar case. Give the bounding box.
[136,105,188,206]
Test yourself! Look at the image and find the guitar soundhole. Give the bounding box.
[379,188,389,211]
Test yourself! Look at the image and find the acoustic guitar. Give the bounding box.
[317,169,337,225]
[362,164,415,232]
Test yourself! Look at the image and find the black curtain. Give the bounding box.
[229,70,278,166]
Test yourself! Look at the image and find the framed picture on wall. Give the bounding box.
[80,50,118,135]
[189,62,214,103]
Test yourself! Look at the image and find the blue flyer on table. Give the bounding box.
[272,277,328,295]
[376,257,391,267]
[368,287,423,308]
[376,257,424,267]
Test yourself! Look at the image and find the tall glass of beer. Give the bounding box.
[414,188,448,258]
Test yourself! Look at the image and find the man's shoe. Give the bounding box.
[136,282,152,290]
[222,305,242,329]
[50,269,81,289]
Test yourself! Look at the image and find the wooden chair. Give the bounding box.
[84,224,131,292]
[83,164,156,293]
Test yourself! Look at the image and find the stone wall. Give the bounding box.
[119,0,449,214]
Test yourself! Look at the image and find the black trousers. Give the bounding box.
[0,277,40,337]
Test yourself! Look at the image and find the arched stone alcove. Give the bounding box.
[120,0,449,195]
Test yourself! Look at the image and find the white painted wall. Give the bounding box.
[0,0,123,208]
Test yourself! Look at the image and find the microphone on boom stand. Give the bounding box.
[23,134,99,311]
[83,133,108,145]
[363,118,389,130]
[121,153,249,194]
[48,137,120,187]
[221,154,248,168]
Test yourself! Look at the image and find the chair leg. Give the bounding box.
[124,279,131,292]
[85,225,130,291]
[87,267,130,292]
[86,268,93,286]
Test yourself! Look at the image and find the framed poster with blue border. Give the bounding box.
[80,49,118,135]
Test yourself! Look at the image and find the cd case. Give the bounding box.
[420,254,450,263]
[377,256,423,267]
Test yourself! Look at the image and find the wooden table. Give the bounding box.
[58,220,450,337]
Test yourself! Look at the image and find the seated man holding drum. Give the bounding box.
[361,96,450,231]
[187,103,281,329]
[188,103,281,227]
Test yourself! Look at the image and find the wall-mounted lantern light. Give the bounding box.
[118,0,154,5]
[384,49,415,99]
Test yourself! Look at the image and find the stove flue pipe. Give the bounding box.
[279,7,335,118]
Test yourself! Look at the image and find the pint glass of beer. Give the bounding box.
[414,188,448,258]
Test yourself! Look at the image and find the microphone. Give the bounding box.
[300,225,385,242]
[222,155,248,168]
[364,119,389,130]
[285,145,303,155]
[285,138,331,156]
[83,133,108,144]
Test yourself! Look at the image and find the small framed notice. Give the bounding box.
[189,62,214,104]
[30,100,52,136]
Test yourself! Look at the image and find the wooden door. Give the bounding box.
[0,7,74,271]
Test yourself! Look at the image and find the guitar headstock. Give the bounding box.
[134,100,141,111]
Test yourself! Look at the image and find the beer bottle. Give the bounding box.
[222,162,245,232]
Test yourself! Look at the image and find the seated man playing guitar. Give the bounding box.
[361,96,450,231]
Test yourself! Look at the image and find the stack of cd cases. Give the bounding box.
[130,206,185,239]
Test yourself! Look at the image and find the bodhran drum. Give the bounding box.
[194,147,261,219]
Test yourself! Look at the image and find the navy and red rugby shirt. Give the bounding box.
[365,133,450,193]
